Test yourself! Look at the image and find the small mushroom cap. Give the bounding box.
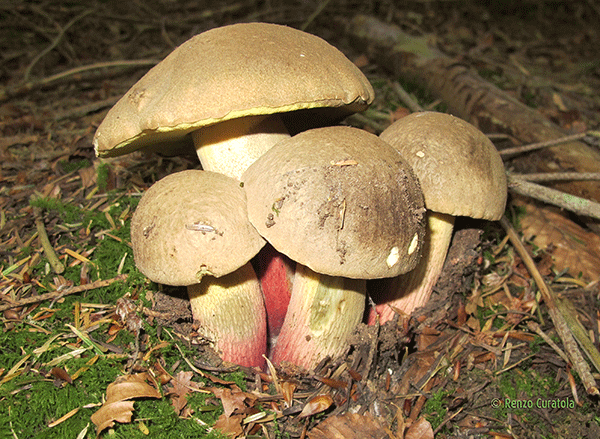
[242,126,426,279]
[94,22,374,157]
[380,112,507,220]
[131,170,265,286]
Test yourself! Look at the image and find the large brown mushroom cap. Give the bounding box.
[242,126,426,279]
[94,22,374,157]
[131,170,265,286]
[380,112,507,220]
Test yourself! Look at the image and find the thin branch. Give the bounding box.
[499,132,590,157]
[507,175,600,220]
[32,199,64,274]
[391,81,424,113]
[23,8,96,81]
[500,216,598,396]
[0,274,128,312]
[509,172,600,182]
[0,60,158,102]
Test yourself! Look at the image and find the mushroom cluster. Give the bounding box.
[94,22,507,370]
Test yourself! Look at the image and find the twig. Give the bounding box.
[527,321,569,364]
[499,132,589,157]
[24,9,96,81]
[391,81,424,113]
[509,172,600,182]
[31,199,65,274]
[300,0,333,31]
[507,175,600,220]
[0,60,158,102]
[500,216,599,395]
[0,274,128,312]
[556,296,600,374]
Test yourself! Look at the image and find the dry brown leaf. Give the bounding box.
[167,370,198,415]
[405,417,434,439]
[517,200,600,282]
[209,386,256,418]
[308,412,387,439]
[90,400,136,434]
[91,373,161,435]
[298,394,334,419]
[214,413,245,438]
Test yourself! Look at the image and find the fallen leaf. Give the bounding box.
[167,371,197,415]
[308,412,387,439]
[517,200,600,282]
[214,413,244,438]
[91,373,161,435]
[298,394,333,418]
[209,386,256,418]
[90,400,135,435]
[405,417,434,439]
[49,366,72,384]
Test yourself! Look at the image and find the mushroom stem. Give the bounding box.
[272,264,366,369]
[370,212,455,324]
[191,114,291,180]
[252,244,295,354]
[187,262,267,368]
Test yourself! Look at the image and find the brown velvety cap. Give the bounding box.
[131,170,265,286]
[94,22,374,157]
[380,112,507,220]
[242,126,426,279]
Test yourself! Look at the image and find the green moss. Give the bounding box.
[58,159,92,174]
[422,389,450,430]
[97,162,110,192]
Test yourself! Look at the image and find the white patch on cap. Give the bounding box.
[416,151,425,158]
[408,233,419,255]
[386,246,400,268]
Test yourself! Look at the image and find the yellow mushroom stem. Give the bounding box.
[272,264,366,369]
[373,211,455,324]
[191,114,291,180]
[187,262,267,368]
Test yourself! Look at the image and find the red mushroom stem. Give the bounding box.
[271,264,366,369]
[252,244,295,354]
[187,263,267,368]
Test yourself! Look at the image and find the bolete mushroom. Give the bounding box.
[242,126,426,368]
[93,22,374,180]
[370,112,507,323]
[131,170,267,367]
[94,23,374,347]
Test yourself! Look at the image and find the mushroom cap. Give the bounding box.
[94,22,374,157]
[380,112,507,220]
[242,126,426,279]
[131,170,265,286]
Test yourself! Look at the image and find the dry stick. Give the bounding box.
[499,132,590,157]
[391,81,424,113]
[510,172,600,182]
[500,216,599,395]
[507,175,600,220]
[0,274,128,313]
[32,201,64,274]
[300,0,333,31]
[0,60,158,102]
[23,8,96,81]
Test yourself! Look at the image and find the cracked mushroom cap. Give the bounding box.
[131,170,265,286]
[241,126,426,279]
[93,22,374,157]
[380,112,507,220]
